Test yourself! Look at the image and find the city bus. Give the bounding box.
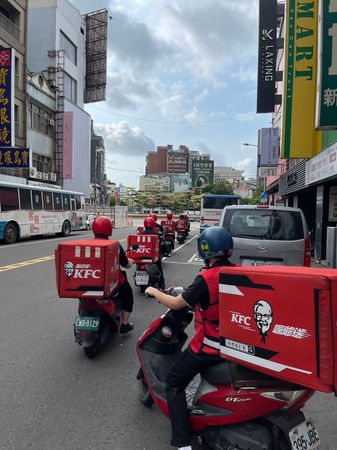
[0,181,86,244]
[200,194,240,232]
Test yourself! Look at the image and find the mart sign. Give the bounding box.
[316,0,337,129]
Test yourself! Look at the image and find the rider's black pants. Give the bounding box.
[156,259,165,289]
[118,278,134,313]
[166,346,223,447]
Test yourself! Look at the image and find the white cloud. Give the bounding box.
[95,121,156,157]
[184,106,203,123]
[195,89,208,103]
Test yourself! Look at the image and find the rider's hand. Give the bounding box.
[145,286,157,297]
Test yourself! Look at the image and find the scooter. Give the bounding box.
[73,246,137,359]
[134,261,161,294]
[74,290,122,358]
[176,224,187,244]
[163,226,175,256]
[136,291,320,450]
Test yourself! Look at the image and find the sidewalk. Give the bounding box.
[311,259,332,268]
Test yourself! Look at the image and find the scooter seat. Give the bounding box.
[202,361,278,386]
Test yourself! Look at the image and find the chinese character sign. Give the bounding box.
[0,48,14,147]
[0,148,30,168]
[191,160,214,188]
[316,0,337,129]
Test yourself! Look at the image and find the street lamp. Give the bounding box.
[94,148,104,214]
[243,143,258,147]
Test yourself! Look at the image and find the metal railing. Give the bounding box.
[0,12,20,41]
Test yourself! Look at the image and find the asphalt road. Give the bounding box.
[0,226,336,450]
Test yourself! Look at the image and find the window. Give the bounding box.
[14,104,19,137]
[29,102,54,138]
[64,72,77,103]
[43,192,53,210]
[32,153,52,173]
[15,56,19,88]
[32,191,42,210]
[60,31,77,65]
[19,189,32,209]
[62,193,70,210]
[53,192,62,211]
[0,186,19,211]
[75,195,81,210]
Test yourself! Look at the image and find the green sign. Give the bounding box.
[191,160,214,188]
[317,0,337,129]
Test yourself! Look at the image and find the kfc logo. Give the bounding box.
[231,312,251,327]
[64,262,101,280]
[254,300,273,344]
[64,261,74,279]
[136,246,151,254]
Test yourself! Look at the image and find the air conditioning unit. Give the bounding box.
[48,119,55,127]
[50,172,57,182]
[29,167,37,178]
[36,171,43,180]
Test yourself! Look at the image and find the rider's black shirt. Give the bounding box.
[182,258,233,311]
[119,244,129,268]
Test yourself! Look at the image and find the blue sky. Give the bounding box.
[71,0,271,188]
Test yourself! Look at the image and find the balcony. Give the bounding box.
[0,12,20,41]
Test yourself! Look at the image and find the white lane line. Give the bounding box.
[163,261,203,266]
[162,234,198,261]
[0,232,93,249]
[188,253,197,263]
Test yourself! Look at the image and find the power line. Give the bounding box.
[105,166,144,174]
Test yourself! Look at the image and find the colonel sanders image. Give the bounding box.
[64,261,74,279]
[254,300,273,344]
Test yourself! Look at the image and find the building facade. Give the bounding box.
[214,166,244,184]
[0,0,27,180]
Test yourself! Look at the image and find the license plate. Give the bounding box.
[74,316,100,332]
[242,260,273,266]
[289,419,320,450]
[135,271,149,285]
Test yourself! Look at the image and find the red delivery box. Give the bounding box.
[55,239,120,299]
[127,234,159,263]
[218,265,337,394]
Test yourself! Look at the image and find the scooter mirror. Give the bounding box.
[131,244,139,250]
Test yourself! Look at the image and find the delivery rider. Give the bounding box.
[145,226,235,450]
[140,216,165,290]
[92,215,134,334]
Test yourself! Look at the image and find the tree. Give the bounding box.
[203,181,234,195]
[109,196,116,207]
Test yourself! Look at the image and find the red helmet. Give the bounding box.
[92,215,112,237]
[167,212,173,220]
[150,213,158,222]
[144,216,155,229]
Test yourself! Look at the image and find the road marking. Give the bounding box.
[163,260,203,266]
[0,232,93,249]
[188,253,197,263]
[162,234,198,261]
[0,255,55,273]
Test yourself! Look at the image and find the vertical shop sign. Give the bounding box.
[316,0,337,128]
[0,47,14,148]
[281,0,322,158]
[257,0,278,113]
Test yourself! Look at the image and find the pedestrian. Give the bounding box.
[145,226,235,449]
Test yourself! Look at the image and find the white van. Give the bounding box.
[219,205,311,267]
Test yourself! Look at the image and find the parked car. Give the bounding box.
[219,205,311,267]
[85,214,96,230]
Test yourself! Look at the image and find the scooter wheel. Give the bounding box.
[84,342,100,359]
[138,376,154,407]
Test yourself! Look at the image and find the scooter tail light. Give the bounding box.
[304,238,311,267]
[261,390,306,405]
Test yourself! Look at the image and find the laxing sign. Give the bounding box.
[316,0,337,129]
[281,0,322,158]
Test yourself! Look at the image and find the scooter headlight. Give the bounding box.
[261,390,306,404]
[161,326,172,338]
